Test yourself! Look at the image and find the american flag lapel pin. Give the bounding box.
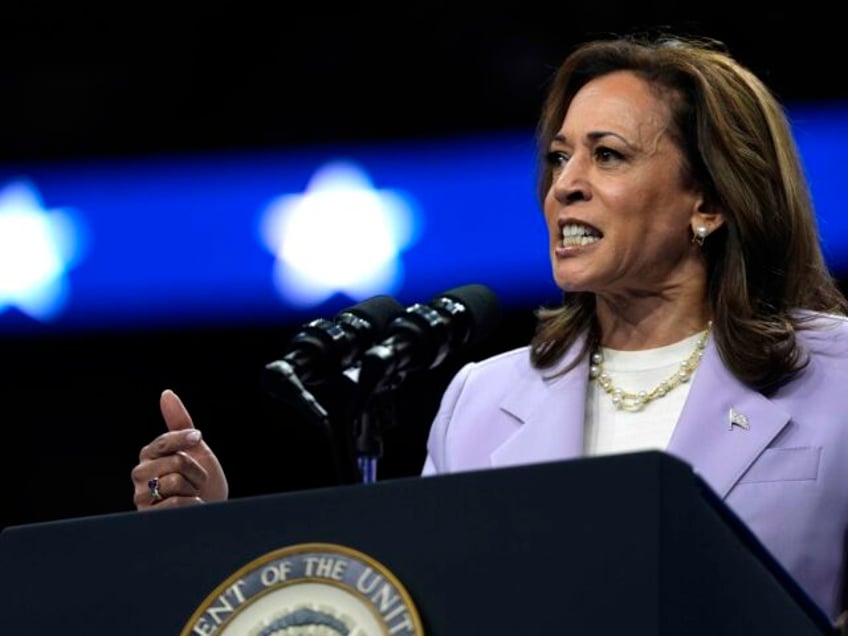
[729,407,750,431]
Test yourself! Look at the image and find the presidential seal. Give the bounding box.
[181,542,424,635]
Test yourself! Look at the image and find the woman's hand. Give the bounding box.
[130,389,228,510]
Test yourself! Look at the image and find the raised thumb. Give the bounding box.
[159,389,195,432]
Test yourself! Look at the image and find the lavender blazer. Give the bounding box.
[422,315,848,620]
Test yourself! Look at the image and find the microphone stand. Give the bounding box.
[351,358,406,485]
[353,387,400,484]
[355,408,381,484]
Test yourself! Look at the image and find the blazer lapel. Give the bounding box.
[486,336,790,497]
[667,340,791,498]
[491,340,589,468]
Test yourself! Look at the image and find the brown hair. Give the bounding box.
[530,33,848,389]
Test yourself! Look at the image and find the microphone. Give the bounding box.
[262,295,406,397]
[356,283,502,396]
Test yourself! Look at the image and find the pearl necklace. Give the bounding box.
[589,321,712,412]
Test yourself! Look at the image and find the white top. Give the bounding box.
[583,331,707,456]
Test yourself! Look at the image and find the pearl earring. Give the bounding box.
[692,226,709,247]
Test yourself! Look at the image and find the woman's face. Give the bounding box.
[543,70,707,299]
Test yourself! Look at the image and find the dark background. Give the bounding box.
[1,6,845,530]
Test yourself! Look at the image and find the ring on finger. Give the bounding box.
[148,476,164,503]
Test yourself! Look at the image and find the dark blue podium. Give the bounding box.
[0,451,836,634]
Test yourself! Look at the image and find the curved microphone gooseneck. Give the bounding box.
[261,295,405,484]
[352,283,502,483]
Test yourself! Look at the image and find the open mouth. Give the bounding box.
[560,222,602,247]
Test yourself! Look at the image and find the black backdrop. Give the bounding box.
[1,5,846,530]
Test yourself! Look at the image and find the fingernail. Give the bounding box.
[186,430,202,443]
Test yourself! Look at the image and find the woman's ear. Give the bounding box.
[690,197,725,235]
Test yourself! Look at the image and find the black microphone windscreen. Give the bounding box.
[436,283,502,345]
[338,294,405,331]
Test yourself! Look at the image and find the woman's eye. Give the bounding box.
[545,151,569,167]
[595,147,623,163]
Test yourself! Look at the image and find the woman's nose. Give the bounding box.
[551,156,590,204]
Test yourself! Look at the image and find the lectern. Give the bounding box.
[0,451,836,634]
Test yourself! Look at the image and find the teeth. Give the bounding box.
[560,223,600,247]
[562,235,600,247]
